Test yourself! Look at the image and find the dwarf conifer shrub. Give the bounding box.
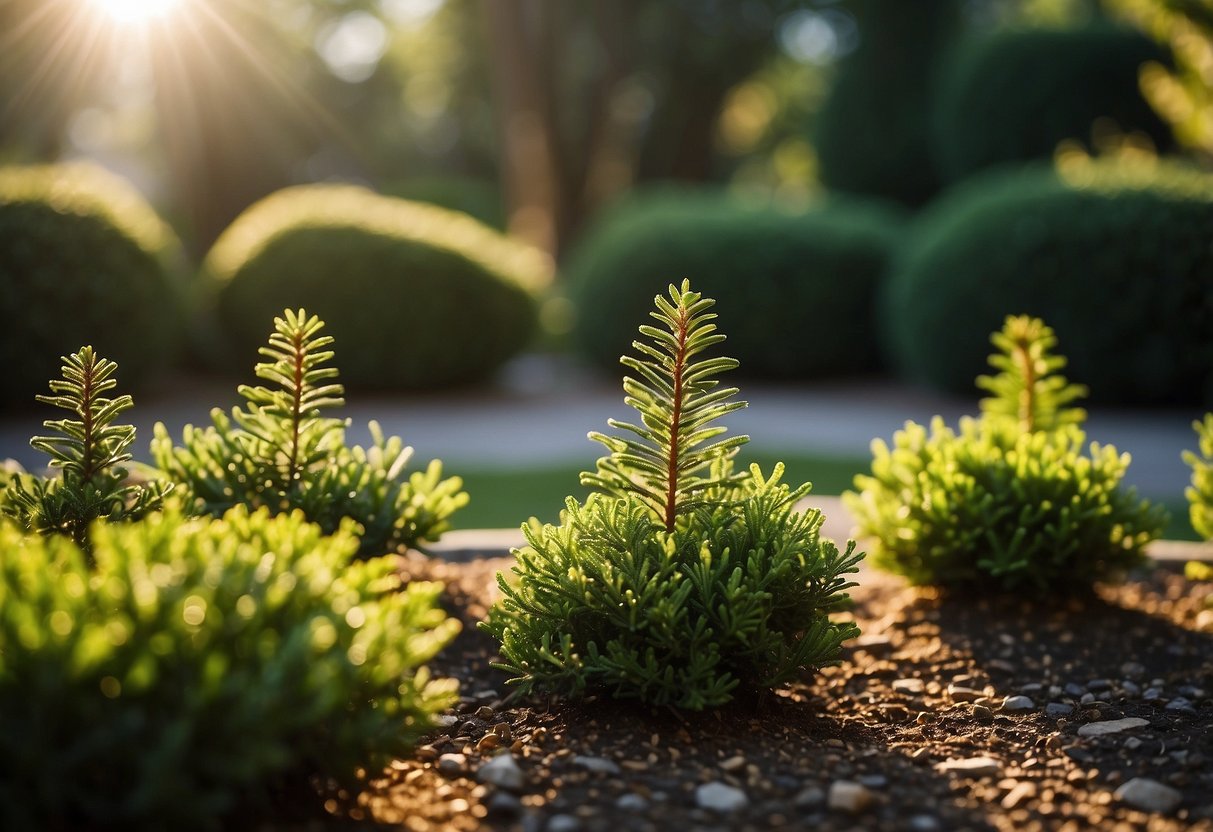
[483,281,863,710]
[0,162,186,403]
[0,347,168,555]
[153,309,466,558]
[203,184,551,389]
[846,316,1166,595]
[0,508,458,830]
[1184,414,1213,540]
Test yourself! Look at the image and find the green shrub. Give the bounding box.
[933,24,1173,182]
[566,188,903,379]
[0,507,458,830]
[1184,413,1213,540]
[846,316,1166,595]
[813,0,961,206]
[484,281,863,710]
[153,309,467,558]
[202,183,551,390]
[882,160,1213,406]
[0,346,168,555]
[0,162,186,404]
[383,175,506,230]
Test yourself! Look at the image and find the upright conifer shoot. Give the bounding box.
[484,281,863,710]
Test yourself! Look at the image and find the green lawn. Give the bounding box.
[451,452,871,530]
[451,452,1199,541]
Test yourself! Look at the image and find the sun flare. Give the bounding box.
[88,0,182,25]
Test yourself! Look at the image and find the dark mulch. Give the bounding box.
[291,555,1213,832]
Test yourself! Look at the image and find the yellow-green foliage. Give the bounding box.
[202,184,553,389]
[0,162,186,402]
[153,309,467,557]
[0,508,458,830]
[484,282,862,709]
[1184,414,1213,540]
[847,316,1167,595]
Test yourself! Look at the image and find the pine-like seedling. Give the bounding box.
[0,346,168,554]
[152,309,467,558]
[483,281,863,710]
[846,315,1167,595]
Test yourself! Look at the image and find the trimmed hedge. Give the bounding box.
[383,176,506,230]
[933,24,1172,182]
[566,188,904,379]
[813,0,961,206]
[0,162,186,404]
[882,161,1213,405]
[203,184,552,389]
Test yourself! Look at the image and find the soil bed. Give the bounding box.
[314,556,1212,832]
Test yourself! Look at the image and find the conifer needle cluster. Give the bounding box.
[846,315,1166,594]
[152,309,467,557]
[484,281,863,709]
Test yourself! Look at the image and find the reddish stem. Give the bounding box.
[663,305,689,532]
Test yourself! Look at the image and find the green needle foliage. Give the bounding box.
[484,281,863,710]
[846,315,1167,595]
[153,309,467,558]
[0,507,458,830]
[1183,413,1213,540]
[0,346,168,554]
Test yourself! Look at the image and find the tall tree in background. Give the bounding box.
[1108,0,1213,158]
[481,0,809,256]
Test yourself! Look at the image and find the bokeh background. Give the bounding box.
[1,0,1210,530]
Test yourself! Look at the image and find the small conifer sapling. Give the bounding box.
[846,315,1166,594]
[0,346,168,555]
[152,309,467,558]
[483,281,863,710]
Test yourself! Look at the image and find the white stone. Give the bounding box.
[936,756,1000,777]
[1001,695,1036,713]
[827,780,874,813]
[478,753,526,791]
[695,782,749,812]
[1115,778,1182,814]
[437,752,467,775]
[572,755,621,775]
[1076,717,1149,738]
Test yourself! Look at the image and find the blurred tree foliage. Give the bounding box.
[1107,0,1213,158]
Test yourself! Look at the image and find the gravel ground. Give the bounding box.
[275,554,1213,832]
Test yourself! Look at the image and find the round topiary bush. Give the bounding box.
[882,160,1213,406]
[382,176,506,230]
[0,162,186,405]
[933,24,1172,183]
[203,184,553,390]
[566,188,904,379]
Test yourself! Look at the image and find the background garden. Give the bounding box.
[2,0,1213,830]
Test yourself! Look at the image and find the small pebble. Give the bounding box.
[794,786,826,808]
[972,704,993,722]
[1087,679,1112,692]
[908,815,940,831]
[892,678,925,694]
[1064,682,1087,698]
[1115,777,1183,814]
[1002,695,1035,713]
[695,782,749,813]
[479,753,526,791]
[1166,697,1196,715]
[434,714,459,730]
[857,774,887,789]
[719,755,747,773]
[1077,717,1149,737]
[475,706,495,720]
[1122,681,1141,697]
[438,753,468,776]
[827,781,874,814]
[1079,692,1096,705]
[572,755,621,775]
[1124,736,1143,751]
[1143,687,1164,702]
[1046,702,1074,717]
[947,684,982,702]
[547,814,580,832]
[616,794,649,812]
[936,757,1000,777]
